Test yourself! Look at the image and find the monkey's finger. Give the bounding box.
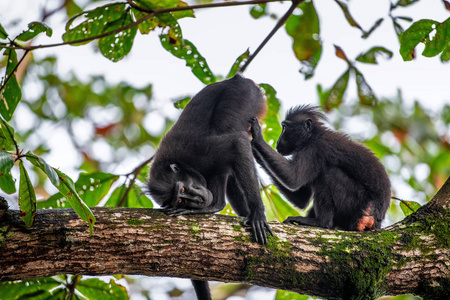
[255,221,268,245]
[265,223,274,237]
[251,222,260,244]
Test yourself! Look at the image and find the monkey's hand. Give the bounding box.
[249,117,264,142]
[244,211,274,245]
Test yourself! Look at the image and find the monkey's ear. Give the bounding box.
[304,119,313,132]
[170,164,180,173]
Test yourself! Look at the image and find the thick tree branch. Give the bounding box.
[1,178,449,299]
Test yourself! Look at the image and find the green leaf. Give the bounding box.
[362,18,384,39]
[399,18,450,61]
[15,22,52,42]
[259,84,282,149]
[75,172,119,206]
[395,0,420,7]
[66,0,83,18]
[0,24,8,39]
[226,49,250,78]
[319,69,350,110]
[356,47,393,64]
[25,152,59,186]
[0,171,15,194]
[334,0,363,31]
[77,278,129,300]
[62,3,127,46]
[0,49,22,121]
[54,169,96,235]
[18,160,37,227]
[0,150,15,194]
[275,290,310,300]
[98,10,137,62]
[399,200,421,216]
[0,278,61,299]
[37,192,72,209]
[354,68,377,106]
[0,150,13,174]
[262,185,300,222]
[105,185,152,208]
[285,1,322,79]
[174,96,191,110]
[0,116,16,151]
[250,4,267,19]
[160,24,216,84]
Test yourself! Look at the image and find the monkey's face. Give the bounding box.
[168,164,213,210]
[148,163,213,210]
[277,118,313,155]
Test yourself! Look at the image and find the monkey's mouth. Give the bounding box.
[175,190,213,209]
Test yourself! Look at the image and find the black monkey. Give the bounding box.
[147,74,273,300]
[250,105,391,231]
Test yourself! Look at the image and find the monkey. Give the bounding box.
[147,74,273,300]
[249,105,391,231]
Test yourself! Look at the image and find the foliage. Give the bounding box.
[0,0,449,299]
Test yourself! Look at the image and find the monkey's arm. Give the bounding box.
[250,117,317,191]
[253,150,313,210]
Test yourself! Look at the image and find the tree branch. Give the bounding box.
[0,0,287,51]
[239,0,304,73]
[1,178,449,299]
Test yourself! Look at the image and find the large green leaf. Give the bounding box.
[0,277,61,299]
[262,185,300,222]
[0,24,8,39]
[259,84,282,149]
[25,152,59,186]
[356,47,393,64]
[0,150,15,194]
[54,169,96,235]
[400,18,450,61]
[15,22,52,42]
[0,116,15,151]
[18,160,37,227]
[77,278,129,300]
[0,49,22,121]
[62,3,127,46]
[98,10,137,62]
[160,24,216,84]
[285,1,322,79]
[75,172,119,206]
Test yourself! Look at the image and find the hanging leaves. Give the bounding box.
[259,84,282,149]
[356,47,393,64]
[160,24,216,84]
[0,150,15,194]
[285,1,322,79]
[227,49,250,78]
[15,21,53,42]
[319,69,350,111]
[400,17,450,62]
[18,160,37,227]
[399,200,421,216]
[0,49,22,121]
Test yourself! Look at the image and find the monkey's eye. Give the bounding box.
[180,187,185,194]
[177,198,183,204]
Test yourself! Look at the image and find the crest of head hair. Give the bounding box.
[285,105,328,124]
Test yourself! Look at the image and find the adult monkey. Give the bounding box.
[147,74,273,300]
[250,105,391,231]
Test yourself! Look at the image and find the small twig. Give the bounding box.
[117,155,154,207]
[239,0,304,73]
[0,49,29,94]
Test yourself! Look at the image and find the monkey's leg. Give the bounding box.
[192,280,211,300]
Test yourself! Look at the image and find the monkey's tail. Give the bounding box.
[192,279,211,300]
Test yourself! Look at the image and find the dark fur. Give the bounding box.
[147,74,273,300]
[250,105,391,230]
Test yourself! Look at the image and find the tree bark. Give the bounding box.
[1,178,449,300]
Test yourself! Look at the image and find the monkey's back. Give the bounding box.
[175,74,266,136]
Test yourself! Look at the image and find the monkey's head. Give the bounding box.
[148,162,213,210]
[276,105,327,155]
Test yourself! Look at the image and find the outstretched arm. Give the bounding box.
[250,117,316,191]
